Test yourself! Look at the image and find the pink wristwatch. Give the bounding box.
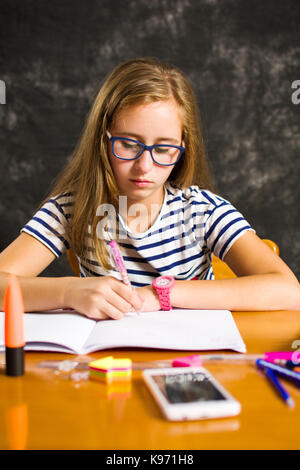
[152,276,175,311]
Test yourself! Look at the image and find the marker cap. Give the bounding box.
[5,347,24,376]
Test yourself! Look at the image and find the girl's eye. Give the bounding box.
[122,141,139,150]
[155,146,169,154]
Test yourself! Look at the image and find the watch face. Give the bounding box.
[157,277,171,287]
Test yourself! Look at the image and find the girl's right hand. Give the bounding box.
[62,276,144,320]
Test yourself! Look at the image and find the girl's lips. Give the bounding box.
[130,179,153,186]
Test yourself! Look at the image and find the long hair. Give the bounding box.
[41,57,214,270]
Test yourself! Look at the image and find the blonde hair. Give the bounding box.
[42,57,214,270]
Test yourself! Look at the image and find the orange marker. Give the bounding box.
[4,274,25,376]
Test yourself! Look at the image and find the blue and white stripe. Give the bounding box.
[21,184,254,286]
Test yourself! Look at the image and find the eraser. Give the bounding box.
[172,354,203,368]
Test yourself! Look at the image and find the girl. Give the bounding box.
[0,57,299,318]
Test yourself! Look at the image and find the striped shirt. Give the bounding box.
[21,183,254,286]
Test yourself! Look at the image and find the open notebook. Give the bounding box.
[0,309,246,355]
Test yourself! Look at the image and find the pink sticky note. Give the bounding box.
[172,354,203,367]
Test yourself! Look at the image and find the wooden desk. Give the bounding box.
[0,310,299,450]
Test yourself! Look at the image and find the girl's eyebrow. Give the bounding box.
[113,131,180,145]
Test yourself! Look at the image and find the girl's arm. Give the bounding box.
[140,232,300,311]
[0,232,63,311]
[0,233,143,318]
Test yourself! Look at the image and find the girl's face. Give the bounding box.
[108,99,183,209]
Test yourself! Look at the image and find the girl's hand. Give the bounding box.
[137,285,161,312]
[63,276,144,320]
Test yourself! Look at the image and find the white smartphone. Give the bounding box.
[142,367,241,421]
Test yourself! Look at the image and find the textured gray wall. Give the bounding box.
[0,0,299,279]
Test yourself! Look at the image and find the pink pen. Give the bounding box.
[109,241,132,288]
[109,241,142,315]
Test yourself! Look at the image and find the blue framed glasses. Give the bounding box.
[107,131,185,166]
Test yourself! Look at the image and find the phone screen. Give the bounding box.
[151,371,226,404]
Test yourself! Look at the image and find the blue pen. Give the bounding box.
[256,359,300,387]
[274,359,300,370]
[264,368,295,408]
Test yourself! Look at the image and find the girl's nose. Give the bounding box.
[133,149,154,172]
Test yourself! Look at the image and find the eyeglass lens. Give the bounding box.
[113,138,181,165]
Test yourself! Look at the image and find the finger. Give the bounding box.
[83,302,124,321]
[108,278,144,312]
[109,278,133,298]
[108,280,139,307]
[97,300,128,320]
[82,309,110,320]
[104,288,135,314]
[131,290,145,313]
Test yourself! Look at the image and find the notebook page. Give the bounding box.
[84,309,246,353]
[0,311,96,354]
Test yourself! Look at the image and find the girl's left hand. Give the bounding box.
[136,285,161,312]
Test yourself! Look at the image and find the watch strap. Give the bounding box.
[157,290,172,311]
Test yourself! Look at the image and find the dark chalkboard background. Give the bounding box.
[0,0,299,279]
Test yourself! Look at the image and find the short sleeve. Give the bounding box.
[203,191,255,260]
[20,193,73,258]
